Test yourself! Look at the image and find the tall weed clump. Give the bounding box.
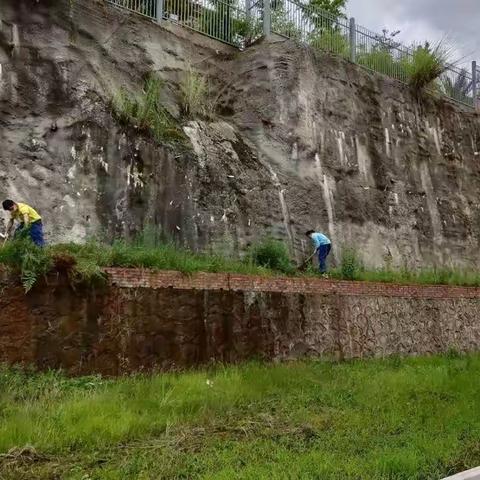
[403,41,452,92]
[112,74,183,143]
[248,238,293,274]
[48,242,109,286]
[0,240,53,292]
[339,247,363,281]
[179,69,210,119]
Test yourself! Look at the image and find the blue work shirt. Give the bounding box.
[311,232,331,250]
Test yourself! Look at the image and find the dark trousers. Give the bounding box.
[317,244,331,273]
[15,220,45,247]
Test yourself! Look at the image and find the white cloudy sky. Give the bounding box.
[346,0,479,66]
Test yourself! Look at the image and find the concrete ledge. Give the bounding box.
[443,467,480,480]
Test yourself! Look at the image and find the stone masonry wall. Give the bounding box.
[1,269,480,375]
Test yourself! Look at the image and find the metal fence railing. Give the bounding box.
[354,24,414,84]
[439,63,475,107]
[105,0,480,109]
[165,0,249,46]
[269,1,351,58]
[107,0,158,19]
[268,0,478,108]
[474,62,480,109]
[353,23,478,107]
[244,0,266,45]
[107,0,251,47]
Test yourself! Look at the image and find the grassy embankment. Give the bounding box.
[0,237,479,292]
[1,355,480,479]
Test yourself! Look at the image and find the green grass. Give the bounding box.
[180,68,210,119]
[357,49,408,80]
[308,29,351,59]
[1,355,480,479]
[112,74,184,144]
[402,41,452,92]
[247,238,294,274]
[1,237,480,291]
[49,240,271,276]
[0,238,274,291]
[330,266,480,287]
[324,248,480,287]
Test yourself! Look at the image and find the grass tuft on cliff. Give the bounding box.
[112,74,184,143]
[1,354,480,479]
[179,68,211,119]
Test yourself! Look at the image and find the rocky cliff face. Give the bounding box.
[1,0,480,269]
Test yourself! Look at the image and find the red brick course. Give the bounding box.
[104,268,480,299]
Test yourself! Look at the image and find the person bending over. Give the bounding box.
[306,230,331,275]
[2,199,45,247]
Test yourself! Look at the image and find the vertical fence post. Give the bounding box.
[349,17,356,63]
[473,61,478,111]
[156,0,164,23]
[245,0,252,43]
[246,0,251,23]
[263,0,271,37]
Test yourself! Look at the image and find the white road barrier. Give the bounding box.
[442,467,480,480]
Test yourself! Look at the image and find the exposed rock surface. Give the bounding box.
[1,0,480,268]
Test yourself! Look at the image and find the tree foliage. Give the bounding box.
[306,0,347,18]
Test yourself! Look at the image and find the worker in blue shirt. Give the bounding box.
[306,230,331,274]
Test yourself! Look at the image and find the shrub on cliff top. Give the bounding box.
[357,49,408,80]
[403,41,452,92]
[0,240,52,292]
[248,238,294,274]
[338,247,363,281]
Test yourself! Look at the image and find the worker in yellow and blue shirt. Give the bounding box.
[2,199,45,247]
[306,229,331,275]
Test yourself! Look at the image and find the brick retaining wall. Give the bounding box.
[0,268,480,375]
[105,268,480,299]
